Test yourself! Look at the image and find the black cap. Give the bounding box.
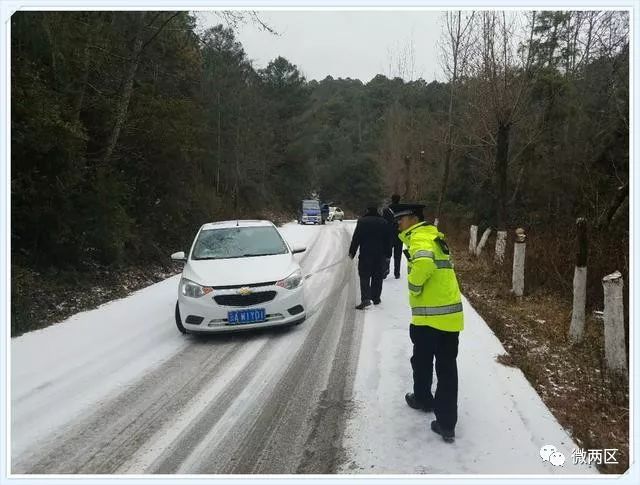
[391,203,426,220]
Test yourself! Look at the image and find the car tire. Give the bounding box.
[175,301,188,334]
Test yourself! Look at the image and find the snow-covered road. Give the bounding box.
[11,221,597,475]
[12,222,359,473]
[341,280,595,474]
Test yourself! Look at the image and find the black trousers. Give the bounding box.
[358,258,384,303]
[386,236,403,276]
[409,324,459,431]
[392,236,403,276]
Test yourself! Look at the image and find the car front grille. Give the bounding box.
[214,291,277,307]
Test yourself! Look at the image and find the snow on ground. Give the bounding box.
[340,267,597,474]
[10,221,323,459]
[11,275,186,457]
[278,221,323,268]
[11,219,598,476]
[280,221,351,312]
[278,220,321,249]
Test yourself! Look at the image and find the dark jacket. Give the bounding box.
[382,204,402,249]
[386,204,403,231]
[349,210,392,273]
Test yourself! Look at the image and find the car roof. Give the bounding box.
[200,220,275,231]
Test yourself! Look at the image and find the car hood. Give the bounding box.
[183,253,299,287]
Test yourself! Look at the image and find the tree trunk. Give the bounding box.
[476,228,492,256]
[575,217,588,267]
[549,21,559,67]
[494,230,508,264]
[603,271,627,374]
[569,218,588,343]
[495,121,510,230]
[597,183,628,230]
[583,12,595,66]
[101,11,146,164]
[469,225,478,255]
[436,135,453,224]
[511,229,526,296]
[73,35,92,123]
[436,11,466,224]
[41,15,58,87]
[570,267,588,342]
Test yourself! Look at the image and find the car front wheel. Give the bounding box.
[175,301,188,334]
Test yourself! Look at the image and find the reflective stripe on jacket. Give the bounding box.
[398,222,464,332]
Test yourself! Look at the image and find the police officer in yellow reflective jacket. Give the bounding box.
[393,203,463,444]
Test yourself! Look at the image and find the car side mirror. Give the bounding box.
[171,251,187,262]
[292,246,307,254]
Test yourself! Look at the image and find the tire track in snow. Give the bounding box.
[213,259,354,473]
[13,223,360,474]
[150,223,357,473]
[13,336,246,473]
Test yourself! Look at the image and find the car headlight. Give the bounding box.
[276,269,303,290]
[181,278,213,298]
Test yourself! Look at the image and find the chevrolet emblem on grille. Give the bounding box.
[237,287,252,296]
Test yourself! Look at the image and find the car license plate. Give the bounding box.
[228,308,266,325]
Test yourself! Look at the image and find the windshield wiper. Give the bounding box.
[240,252,283,258]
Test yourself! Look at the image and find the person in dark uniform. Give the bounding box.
[382,194,404,279]
[393,203,464,443]
[349,204,392,309]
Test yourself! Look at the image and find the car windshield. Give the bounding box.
[191,226,289,260]
[302,200,319,209]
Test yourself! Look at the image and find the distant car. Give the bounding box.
[299,199,321,224]
[171,220,307,334]
[331,207,344,221]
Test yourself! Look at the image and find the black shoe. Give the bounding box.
[355,301,372,310]
[431,420,455,443]
[373,299,381,305]
[405,393,433,412]
[394,274,400,279]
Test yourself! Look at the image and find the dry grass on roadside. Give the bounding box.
[451,241,629,474]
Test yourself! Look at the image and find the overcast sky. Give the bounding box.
[196,10,445,83]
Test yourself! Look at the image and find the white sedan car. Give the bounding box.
[330,207,344,221]
[171,220,307,334]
